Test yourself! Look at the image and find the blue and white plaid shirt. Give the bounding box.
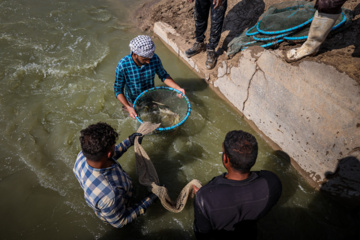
[73,139,155,228]
[114,53,170,103]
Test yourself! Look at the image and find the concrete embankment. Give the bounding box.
[154,21,360,203]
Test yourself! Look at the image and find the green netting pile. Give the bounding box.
[133,87,191,132]
[227,1,351,58]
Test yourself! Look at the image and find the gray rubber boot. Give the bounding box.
[285,11,340,62]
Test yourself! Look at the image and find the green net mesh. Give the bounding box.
[284,10,348,42]
[257,1,315,34]
[133,87,191,131]
[227,1,350,58]
[227,31,256,56]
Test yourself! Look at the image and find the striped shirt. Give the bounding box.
[73,139,156,228]
[114,53,170,103]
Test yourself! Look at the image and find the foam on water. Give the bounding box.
[0,0,123,211]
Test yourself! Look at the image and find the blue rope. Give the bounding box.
[284,12,347,41]
[133,86,191,132]
[246,25,259,36]
[252,31,293,41]
[236,6,347,52]
[257,16,314,35]
[330,12,347,31]
[256,5,316,35]
[242,38,284,50]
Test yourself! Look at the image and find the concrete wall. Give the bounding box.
[154,21,360,202]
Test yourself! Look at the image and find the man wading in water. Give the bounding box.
[192,130,282,239]
[114,35,185,119]
[73,122,157,228]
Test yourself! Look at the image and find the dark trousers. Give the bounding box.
[194,0,227,50]
[315,0,347,14]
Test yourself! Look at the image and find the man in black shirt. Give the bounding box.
[193,130,282,239]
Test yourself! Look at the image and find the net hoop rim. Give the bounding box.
[242,38,284,50]
[252,31,293,41]
[246,25,259,36]
[284,12,347,40]
[256,6,315,35]
[133,86,191,132]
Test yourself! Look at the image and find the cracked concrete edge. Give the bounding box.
[244,50,360,184]
[242,64,257,111]
[153,21,360,200]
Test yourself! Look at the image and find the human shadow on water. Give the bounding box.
[158,78,209,137]
[174,77,208,93]
[321,155,360,209]
[258,150,360,239]
[175,77,209,134]
[220,0,265,53]
[99,225,195,240]
[141,127,205,197]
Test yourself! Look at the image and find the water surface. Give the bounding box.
[0,0,358,239]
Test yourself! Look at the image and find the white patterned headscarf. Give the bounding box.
[129,35,155,59]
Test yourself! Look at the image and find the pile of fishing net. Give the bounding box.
[133,87,191,132]
[227,1,352,58]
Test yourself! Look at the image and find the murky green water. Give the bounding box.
[0,0,358,239]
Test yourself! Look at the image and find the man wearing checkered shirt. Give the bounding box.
[114,35,185,119]
[73,122,157,228]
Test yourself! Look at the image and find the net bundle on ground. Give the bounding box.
[227,1,351,58]
[133,87,191,132]
[133,122,202,213]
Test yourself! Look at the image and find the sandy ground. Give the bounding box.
[136,0,360,83]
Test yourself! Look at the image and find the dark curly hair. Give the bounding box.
[223,130,258,173]
[79,122,118,162]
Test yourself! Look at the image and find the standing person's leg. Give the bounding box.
[315,0,346,14]
[285,0,346,62]
[195,0,211,43]
[185,0,211,58]
[208,0,227,51]
[206,0,227,69]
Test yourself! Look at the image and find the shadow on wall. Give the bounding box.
[221,0,265,51]
[258,150,360,239]
[321,153,360,208]
[352,4,360,57]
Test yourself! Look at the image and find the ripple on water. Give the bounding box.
[2,0,358,239]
